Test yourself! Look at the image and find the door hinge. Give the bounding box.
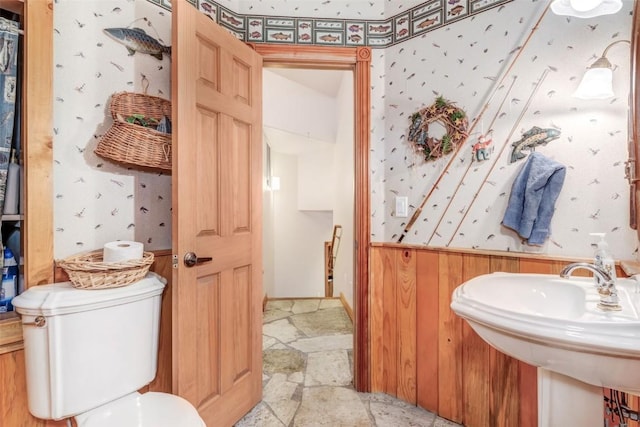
[625,160,640,184]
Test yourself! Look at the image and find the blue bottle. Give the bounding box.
[0,247,17,312]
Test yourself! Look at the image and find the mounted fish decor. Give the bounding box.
[471,134,493,162]
[407,96,468,162]
[103,27,171,60]
[509,126,560,163]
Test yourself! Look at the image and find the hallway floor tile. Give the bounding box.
[235,298,462,427]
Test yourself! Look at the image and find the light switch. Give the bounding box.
[395,196,408,218]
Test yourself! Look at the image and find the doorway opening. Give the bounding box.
[253,44,371,391]
[262,67,355,305]
[261,66,357,398]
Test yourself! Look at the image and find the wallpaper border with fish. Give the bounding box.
[145,0,513,48]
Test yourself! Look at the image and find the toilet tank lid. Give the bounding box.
[12,273,167,316]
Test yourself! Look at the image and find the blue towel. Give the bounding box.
[502,152,566,245]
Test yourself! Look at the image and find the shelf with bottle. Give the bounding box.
[0,246,18,314]
[2,148,21,219]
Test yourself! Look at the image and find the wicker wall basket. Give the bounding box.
[57,250,155,290]
[95,91,172,171]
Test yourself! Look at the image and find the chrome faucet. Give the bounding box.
[560,262,621,311]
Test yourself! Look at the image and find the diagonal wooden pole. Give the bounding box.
[424,75,518,244]
[396,2,551,243]
[445,68,550,247]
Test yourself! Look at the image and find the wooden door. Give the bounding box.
[172,2,263,426]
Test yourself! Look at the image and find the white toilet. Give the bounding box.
[12,273,206,427]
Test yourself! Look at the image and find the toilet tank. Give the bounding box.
[12,273,166,421]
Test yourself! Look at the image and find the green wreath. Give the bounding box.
[407,96,469,162]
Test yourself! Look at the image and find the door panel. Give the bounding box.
[196,272,221,406]
[230,119,252,231]
[172,2,263,425]
[196,109,220,234]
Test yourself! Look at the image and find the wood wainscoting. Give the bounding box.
[369,243,637,427]
[0,251,172,426]
[4,246,639,426]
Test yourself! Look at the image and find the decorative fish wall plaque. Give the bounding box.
[103,27,171,60]
[509,126,560,163]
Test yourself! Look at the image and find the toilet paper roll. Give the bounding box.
[103,241,144,263]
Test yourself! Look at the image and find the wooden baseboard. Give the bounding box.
[263,294,268,312]
[339,292,354,322]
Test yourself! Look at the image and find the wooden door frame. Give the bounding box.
[0,0,54,353]
[250,44,371,391]
[632,0,640,235]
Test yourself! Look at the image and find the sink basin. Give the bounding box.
[450,272,640,393]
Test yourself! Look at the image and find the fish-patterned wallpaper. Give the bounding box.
[373,0,637,260]
[193,0,511,47]
[54,0,172,258]
[52,0,637,261]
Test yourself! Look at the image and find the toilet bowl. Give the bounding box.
[75,392,205,427]
[12,273,205,426]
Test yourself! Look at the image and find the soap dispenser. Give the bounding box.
[590,232,617,284]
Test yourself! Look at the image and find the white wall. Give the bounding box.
[263,70,339,143]
[263,128,338,298]
[272,152,333,297]
[298,146,335,211]
[262,142,276,297]
[332,74,355,306]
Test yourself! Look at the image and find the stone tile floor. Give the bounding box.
[235,298,462,427]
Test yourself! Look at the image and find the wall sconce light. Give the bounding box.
[573,39,630,100]
[550,0,622,18]
[270,176,281,191]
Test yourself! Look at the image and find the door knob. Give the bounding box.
[184,252,213,267]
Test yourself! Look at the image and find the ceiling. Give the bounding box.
[266,67,348,98]
[263,126,334,154]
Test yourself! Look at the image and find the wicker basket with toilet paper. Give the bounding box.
[57,241,154,289]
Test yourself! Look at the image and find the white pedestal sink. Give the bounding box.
[538,370,603,426]
[450,272,640,427]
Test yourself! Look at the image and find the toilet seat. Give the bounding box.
[74,392,206,427]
